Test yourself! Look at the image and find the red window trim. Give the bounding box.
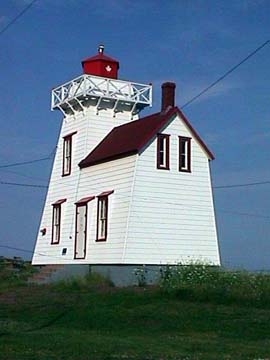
[63,131,77,139]
[52,198,67,206]
[96,190,114,242]
[75,196,95,205]
[51,199,66,245]
[97,190,114,197]
[157,134,170,170]
[179,136,191,173]
[62,132,77,177]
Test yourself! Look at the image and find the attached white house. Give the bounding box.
[32,46,220,272]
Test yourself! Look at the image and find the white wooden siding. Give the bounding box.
[32,108,137,265]
[124,114,220,265]
[32,107,220,266]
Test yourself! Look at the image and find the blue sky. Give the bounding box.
[0,0,270,270]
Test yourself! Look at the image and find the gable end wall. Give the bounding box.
[124,114,220,265]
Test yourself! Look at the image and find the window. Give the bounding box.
[179,136,191,172]
[96,191,114,242]
[51,199,66,244]
[157,134,170,170]
[62,132,77,176]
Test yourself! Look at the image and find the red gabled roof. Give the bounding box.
[79,107,214,169]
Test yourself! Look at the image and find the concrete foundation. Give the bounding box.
[90,265,162,286]
[35,264,164,286]
[48,264,90,283]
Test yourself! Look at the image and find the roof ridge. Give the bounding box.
[79,105,214,169]
[113,111,162,130]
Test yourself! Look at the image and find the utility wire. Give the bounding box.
[1,41,269,170]
[0,168,49,182]
[0,147,56,169]
[0,0,38,37]
[217,209,270,219]
[0,180,48,189]
[181,40,270,109]
[1,178,270,190]
[0,156,49,169]
[214,180,270,189]
[1,180,268,219]
[0,245,73,261]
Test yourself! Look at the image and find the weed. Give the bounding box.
[159,261,270,308]
[133,265,148,287]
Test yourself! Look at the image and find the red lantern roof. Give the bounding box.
[81,45,119,79]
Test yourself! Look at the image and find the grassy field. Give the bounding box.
[1,262,270,360]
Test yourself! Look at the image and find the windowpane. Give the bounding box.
[160,137,164,151]
[181,140,186,156]
[181,154,186,168]
[159,151,164,166]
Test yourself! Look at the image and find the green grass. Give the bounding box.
[1,263,270,359]
[0,258,36,292]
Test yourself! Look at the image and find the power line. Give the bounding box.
[0,245,34,255]
[217,209,270,219]
[213,180,270,189]
[0,0,38,37]
[0,245,69,261]
[1,177,270,191]
[0,38,268,182]
[0,180,48,189]
[0,155,51,169]
[181,40,270,109]
[0,168,49,182]
[0,147,56,169]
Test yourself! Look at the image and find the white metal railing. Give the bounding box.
[51,74,152,113]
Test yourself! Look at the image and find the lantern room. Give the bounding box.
[81,45,119,79]
[51,45,152,117]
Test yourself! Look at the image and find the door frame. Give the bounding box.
[74,203,88,259]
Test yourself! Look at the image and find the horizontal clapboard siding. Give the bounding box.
[32,108,137,265]
[124,113,220,265]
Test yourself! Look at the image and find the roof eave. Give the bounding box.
[79,150,138,169]
[175,107,215,160]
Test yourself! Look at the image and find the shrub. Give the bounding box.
[159,261,270,307]
[0,258,37,292]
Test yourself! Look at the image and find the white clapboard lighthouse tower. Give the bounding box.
[32,45,220,281]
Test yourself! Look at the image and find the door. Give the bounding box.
[74,204,87,259]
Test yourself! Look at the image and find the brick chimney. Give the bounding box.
[161,82,176,111]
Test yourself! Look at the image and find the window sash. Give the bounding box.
[63,136,71,175]
[96,197,108,241]
[179,137,191,172]
[62,132,77,176]
[157,134,170,170]
[52,205,61,244]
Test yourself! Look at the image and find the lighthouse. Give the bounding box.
[32,46,220,285]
